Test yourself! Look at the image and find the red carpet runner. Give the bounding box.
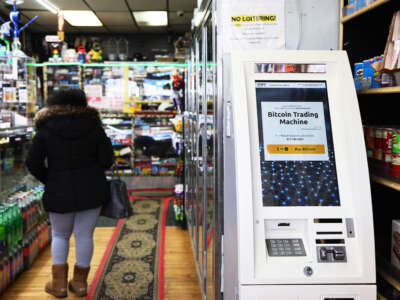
[87,194,173,300]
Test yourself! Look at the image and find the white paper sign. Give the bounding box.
[261,101,328,161]
[221,0,285,53]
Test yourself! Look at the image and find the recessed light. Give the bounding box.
[133,11,168,27]
[62,10,103,27]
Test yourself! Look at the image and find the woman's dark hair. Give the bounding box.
[46,88,88,107]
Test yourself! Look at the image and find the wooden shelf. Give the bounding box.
[341,0,391,23]
[357,86,400,95]
[369,160,400,192]
[377,255,400,291]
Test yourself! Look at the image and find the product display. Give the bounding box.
[43,64,82,100]
[363,126,400,177]
[1,0,399,299]
[0,184,50,294]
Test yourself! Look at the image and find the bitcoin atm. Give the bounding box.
[223,51,376,300]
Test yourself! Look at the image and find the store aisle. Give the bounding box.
[1,226,201,299]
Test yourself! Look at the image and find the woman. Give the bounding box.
[26,89,114,298]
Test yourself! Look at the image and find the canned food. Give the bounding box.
[383,151,392,164]
[393,129,400,154]
[365,127,375,148]
[392,153,400,177]
[382,128,393,151]
[375,128,383,149]
[367,148,373,158]
[373,149,383,161]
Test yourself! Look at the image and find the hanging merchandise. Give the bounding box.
[87,41,103,63]
[45,36,63,63]
[8,0,38,56]
[64,48,77,62]
[76,45,87,63]
[104,38,117,61]
[117,38,129,61]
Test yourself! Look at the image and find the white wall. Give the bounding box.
[285,0,340,50]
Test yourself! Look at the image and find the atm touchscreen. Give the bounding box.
[255,81,340,207]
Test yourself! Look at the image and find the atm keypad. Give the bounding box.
[266,239,306,257]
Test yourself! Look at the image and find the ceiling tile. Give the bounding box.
[139,26,169,34]
[169,11,192,25]
[85,0,127,12]
[50,0,89,10]
[128,0,167,11]
[11,0,40,10]
[96,12,134,26]
[77,27,108,33]
[108,26,138,33]
[169,0,197,11]
[23,11,57,26]
[169,24,190,33]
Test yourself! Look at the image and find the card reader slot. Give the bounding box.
[316,231,343,235]
[316,239,345,244]
[314,218,343,223]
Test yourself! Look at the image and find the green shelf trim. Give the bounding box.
[27,62,188,68]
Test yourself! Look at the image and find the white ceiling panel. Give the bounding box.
[23,11,57,26]
[170,0,196,11]
[85,0,127,12]
[169,11,192,25]
[96,12,134,26]
[128,0,167,11]
[108,26,138,33]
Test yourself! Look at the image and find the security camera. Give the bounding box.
[177,10,184,17]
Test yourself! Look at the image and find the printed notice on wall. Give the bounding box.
[221,0,285,53]
[261,101,329,161]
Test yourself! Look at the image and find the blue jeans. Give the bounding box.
[49,207,101,267]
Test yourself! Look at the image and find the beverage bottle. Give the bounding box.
[22,240,28,271]
[0,254,3,294]
[5,208,11,253]
[9,251,13,283]
[0,209,5,253]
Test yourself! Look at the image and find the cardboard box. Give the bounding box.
[391,220,400,269]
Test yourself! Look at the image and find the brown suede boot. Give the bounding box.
[68,265,90,297]
[45,264,68,298]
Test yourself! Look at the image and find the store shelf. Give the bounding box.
[134,111,176,117]
[377,256,400,291]
[369,160,400,192]
[341,0,391,23]
[357,86,400,95]
[133,100,173,104]
[102,113,133,118]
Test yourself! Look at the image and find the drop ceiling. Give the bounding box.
[0,0,196,34]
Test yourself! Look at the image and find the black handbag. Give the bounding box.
[101,170,133,219]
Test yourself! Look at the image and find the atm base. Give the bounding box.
[239,284,376,300]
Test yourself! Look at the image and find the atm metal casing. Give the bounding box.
[223,51,376,300]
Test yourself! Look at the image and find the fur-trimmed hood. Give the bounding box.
[34,105,103,139]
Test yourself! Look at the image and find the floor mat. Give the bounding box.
[87,196,173,300]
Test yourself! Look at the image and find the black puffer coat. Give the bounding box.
[26,105,114,213]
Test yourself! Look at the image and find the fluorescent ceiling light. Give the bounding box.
[133,11,168,26]
[35,0,59,14]
[62,10,103,27]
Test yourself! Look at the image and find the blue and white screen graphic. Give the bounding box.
[256,81,340,207]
